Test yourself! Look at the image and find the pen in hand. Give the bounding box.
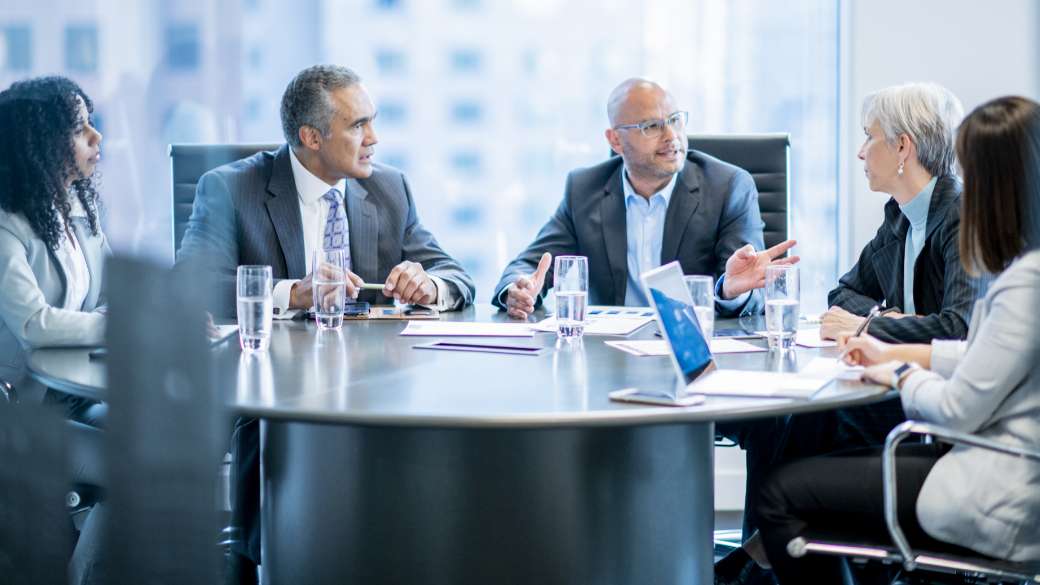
[835,305,898,363]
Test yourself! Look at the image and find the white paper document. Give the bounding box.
[690,370,830,399]
[400,321,536,337]
[754,327,838,348]
[799,357,864,381]
[606,339,766,357]
[531,316,654,336]
[585,306,656,318]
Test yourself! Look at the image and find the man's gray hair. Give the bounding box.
[280,65,361,147]
[861,82,965,177]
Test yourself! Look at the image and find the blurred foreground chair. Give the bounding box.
[788,421,1040,584]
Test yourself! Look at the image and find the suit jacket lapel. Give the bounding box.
[265,146,307,278]
[661,162,702,263]
[878,198,909,309]
[345,178,378,282]
[70,218,102,310]
[600,166,628,304]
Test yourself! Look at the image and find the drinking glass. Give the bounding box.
[313,248,349,330]
[684,275,715,340]
[764,265,799,351]
[237,265,273,352]
[553,256,588,340]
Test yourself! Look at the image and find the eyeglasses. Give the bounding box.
[613,111,689,138]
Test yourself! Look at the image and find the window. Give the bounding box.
[450,152,482,175]
[374,49,406,76]
[450,100,482,124]
[165,24,199,70]
[448,49,481,74]
[375,0,403,10]
[378,100,407,125]
[2,25,31,71]
[381,151,408,172]
[65,25,98,73]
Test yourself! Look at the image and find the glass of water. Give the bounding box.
[684,275,715,340]
[237,265,273,352]
[312,248,349,330]
[764,265,799,351]
[554,255,588,340]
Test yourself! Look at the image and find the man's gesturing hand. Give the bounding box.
[505,252,552,320]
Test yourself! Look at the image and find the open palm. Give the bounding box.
[722,240,799,299]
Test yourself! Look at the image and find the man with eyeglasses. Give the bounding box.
[493,78,797,318]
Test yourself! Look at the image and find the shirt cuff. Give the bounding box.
[272,278,300,320]
[714,275,751,313]
[929,339,966,378]
[428,275,455,311]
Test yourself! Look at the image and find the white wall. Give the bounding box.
[839,0,1040,269]
[716,0,1040,514]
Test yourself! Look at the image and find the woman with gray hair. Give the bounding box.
[820,82,984,344]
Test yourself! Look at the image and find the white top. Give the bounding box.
[55,198,91,311]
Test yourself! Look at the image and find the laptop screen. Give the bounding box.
[648,287,713,385]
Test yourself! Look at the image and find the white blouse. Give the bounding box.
[56,198,91,310]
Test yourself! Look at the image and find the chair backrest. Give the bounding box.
[686,134,790,250]
[169,143,279,258]
[0,402,72,584]
[102,256,225,583]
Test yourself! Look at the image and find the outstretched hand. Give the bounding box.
[721,239,800,299]
[505,252,552,320]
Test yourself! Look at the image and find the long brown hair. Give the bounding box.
[957,96,1040,275]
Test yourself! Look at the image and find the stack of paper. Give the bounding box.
[605,338,767,357]
[798,357,864,381]
[400,322,535,337]
[531,315,654,336]
[753,327,838,348]
[691,370,830,399]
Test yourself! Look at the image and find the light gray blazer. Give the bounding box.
[0,209,108,403]
[902,249,1040,562]
[176,145,476,317]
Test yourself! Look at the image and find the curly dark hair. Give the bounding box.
[0,76,102,251]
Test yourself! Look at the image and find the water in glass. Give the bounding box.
[765,298,799,349]
[238,295,272,351]
[556,291,588,338]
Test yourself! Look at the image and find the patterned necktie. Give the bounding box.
[322,188,351,269]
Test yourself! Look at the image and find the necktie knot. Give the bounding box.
[322,188,342,205]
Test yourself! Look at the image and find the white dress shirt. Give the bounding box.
[56,198,91,311]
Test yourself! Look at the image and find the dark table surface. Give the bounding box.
[28,304,890,428]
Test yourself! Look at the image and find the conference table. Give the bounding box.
[28,305,890,585]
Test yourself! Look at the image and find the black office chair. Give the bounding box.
[169,143,279,257]
[611,133,791,249]
[788,421,1040,584]
[100,256,226,583]
[0,397,73,584]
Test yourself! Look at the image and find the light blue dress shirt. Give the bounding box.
[622,168,676,306]
[899,176,937,315]
[620,167,751,310]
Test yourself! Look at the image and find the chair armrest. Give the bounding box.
[0,378,15,403]
[882,420,1040,571]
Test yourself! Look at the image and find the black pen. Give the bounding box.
[835,305,898,363]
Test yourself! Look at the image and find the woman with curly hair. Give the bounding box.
[0,76,108,414]
[0,76,108,582]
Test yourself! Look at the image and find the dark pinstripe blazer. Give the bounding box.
[491,151,766,317]
[176,145,475,316]
[828,175,984,343]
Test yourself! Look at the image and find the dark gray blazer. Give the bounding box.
[492,151,766,316]
[176,145,475,316]
[828,175,984,343]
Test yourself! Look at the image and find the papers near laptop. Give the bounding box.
[400,322,535,337]
[606,338,767,357]
[753,327,837,348]
[531,315,654,336]
[691,370,830,399]
[799,357,864,381]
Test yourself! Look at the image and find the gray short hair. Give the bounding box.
[280,65,361,147]
[861,82,964,177]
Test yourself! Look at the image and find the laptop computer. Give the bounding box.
[609,261,830,406]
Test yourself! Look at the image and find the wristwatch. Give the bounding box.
[891,362,915,389]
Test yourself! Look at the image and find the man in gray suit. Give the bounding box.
[493,79,796,318]
[176,64,474,584]
[178,65,474,318]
